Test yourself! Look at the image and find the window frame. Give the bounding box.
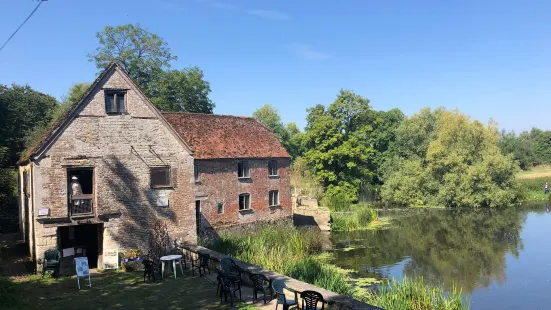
[269,190,279,207]
[150,166,172,188]
[239,193,251,210]
[105,90,126,114]
[194,163,200,183]
[217,202,224,215]
[237,161,250,179]
[268,160,278,177]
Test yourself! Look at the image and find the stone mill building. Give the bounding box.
[17,62,291,269]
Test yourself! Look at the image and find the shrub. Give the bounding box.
[357,277,468,310]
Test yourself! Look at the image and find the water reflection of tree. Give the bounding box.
[331,208,526,293]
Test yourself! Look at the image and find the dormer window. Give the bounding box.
[105,90,126,114]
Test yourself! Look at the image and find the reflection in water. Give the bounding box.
[330,207,531,294]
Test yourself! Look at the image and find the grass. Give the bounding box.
[356,277,469,310]
[1,270,257,310]
[328,202,389,231]
[202,223,352,295]
[516,165,551,179]
[516,176,551,201]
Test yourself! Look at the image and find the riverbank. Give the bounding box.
[202,223,469,310]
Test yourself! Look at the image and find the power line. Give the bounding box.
[0,0,46,54]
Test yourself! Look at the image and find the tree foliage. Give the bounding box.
[253,104,303,159]
[303,90,378,202]
[88,23,214,113]
[382,108,519,208]
[0,84,58,166]
[88,24,176,91]
[150,68,214,113]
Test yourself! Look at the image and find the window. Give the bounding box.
[217,202,224,214]
[237,161,250,178]
[194,163,199,182]
[239,193,250,210]
[268,160,278,176]
[269,190,279,206]
[150,166,171,188]
[105,91,126,114]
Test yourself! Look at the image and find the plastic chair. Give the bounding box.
[142,259,156,282]
[271,279,298,310]
[42,249,61,278]
[219,273,242,306]
[301,290,326,310]
[191,253,210,276]
[250,273,273,304]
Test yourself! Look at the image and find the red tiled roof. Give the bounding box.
[162,113,290,159]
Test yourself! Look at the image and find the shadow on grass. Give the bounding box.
[3,269,254,310]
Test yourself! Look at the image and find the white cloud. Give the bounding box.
[195,0,236,11]
[246,9,290,20]
[289,44,330,60]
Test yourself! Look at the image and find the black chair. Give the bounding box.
[42,249,61,278]
[250,273,273,304]
[219,273,242,306]
[220,258,242,281]
[300,290,326,310]
[191,253,210,277]
[142,259,156,282]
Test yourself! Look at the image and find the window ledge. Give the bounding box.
[238,209,254,214]
[238,177,252,181]
[151,185,174,189]
[268,175,280,179]
[106,112,127,115]
[269,205,282,210]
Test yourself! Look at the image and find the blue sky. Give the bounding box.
[1,0,550,132]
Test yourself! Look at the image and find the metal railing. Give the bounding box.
[70,194,94,216]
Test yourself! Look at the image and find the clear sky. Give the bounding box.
[1,0,550,132]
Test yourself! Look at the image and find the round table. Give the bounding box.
[160,255,184,279]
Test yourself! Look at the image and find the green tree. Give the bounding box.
[253,104,304,159]
[150,68,214,113]
[498,130,538,170]
[382,108,519,208]
[0,84,58,166]
[88,23,176,91]
[303,90,377,202]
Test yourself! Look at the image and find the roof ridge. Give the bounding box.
[161,112,254,119]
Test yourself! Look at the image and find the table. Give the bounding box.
[160,255,184,279]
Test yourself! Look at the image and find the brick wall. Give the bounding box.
[29,67,196,265]
[194,158,292,231]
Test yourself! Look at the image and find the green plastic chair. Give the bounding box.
[271,279,298,310]
[42,249,61,278]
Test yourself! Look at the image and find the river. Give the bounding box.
[328,203,551,309]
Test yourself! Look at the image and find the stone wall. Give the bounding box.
[194,158,292,231]
[29,67,196,265]
[183,244,382,310]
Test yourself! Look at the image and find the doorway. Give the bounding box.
[58,224,102,268]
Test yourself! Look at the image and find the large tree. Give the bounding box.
[88,24,176,90]
[303,90,377,202]
[382,108,519,208]
[88,23,214,113]
[0,84,57,166]
[149,68,214,113]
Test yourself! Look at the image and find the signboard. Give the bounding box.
[74,257,91,289]
[38,208,49,216]
[75,257,90,276]
[102,248,119,270]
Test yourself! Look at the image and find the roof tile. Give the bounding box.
[162,112,290,159]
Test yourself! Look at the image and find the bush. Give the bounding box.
[330,204,378,231]
[357,277,468,310]
[285,258,351,295]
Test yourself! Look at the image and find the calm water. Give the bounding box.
[329,204,551,310]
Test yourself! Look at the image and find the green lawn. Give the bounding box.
[517,165,551,179]
[3,270,257,310]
